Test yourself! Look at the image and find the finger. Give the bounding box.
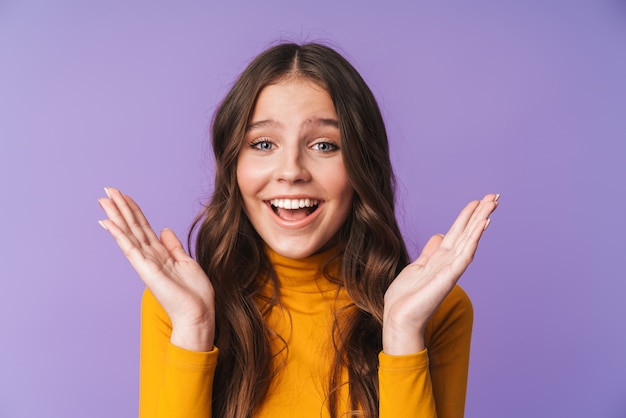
[100,218,185,293]
[462,195,498,238]
[99,196,169,264]
[99,218,153,276]
[440,200,480,247]
[104,187,150,245]
[124,195,161,246]
[468,195,499,241]
[473,194,499,222]
[452,196,499,268]
[98,193,132,236]
[160,228,190,262]
[443,194,498,248]
[452,217,490,272]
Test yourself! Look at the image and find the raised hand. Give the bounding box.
[382,194,499,355]
[98,187,215,352]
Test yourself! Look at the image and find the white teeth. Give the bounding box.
[270,198,319,209]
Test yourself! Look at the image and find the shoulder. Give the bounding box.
[424,285,473,349]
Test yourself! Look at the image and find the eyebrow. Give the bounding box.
[307,118,339,128]
[246,117,339,132]
[246,119,280,132]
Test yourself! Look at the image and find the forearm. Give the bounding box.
[378,350,437,418]
[380,286,473,418]
[140,288,217,418]
[424,285,473,418]
[147,344,217,417]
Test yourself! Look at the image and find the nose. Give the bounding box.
[274,146,311,183]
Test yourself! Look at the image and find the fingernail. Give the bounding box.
[98,220,108,231]
[97,198,104,208]
[494,193,500,202]
[437,233,445,238]
[484,218,492,231]
[104,187,112,198]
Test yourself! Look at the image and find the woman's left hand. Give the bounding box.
[382,193,499,355]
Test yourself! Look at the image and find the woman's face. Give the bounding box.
[237,79,354,259]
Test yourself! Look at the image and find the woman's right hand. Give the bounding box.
[98,187,215,352]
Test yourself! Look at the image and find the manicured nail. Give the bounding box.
[484,218,492,231]
[98,220,108,231]
[494,193,500,202]
[104,187,112,198]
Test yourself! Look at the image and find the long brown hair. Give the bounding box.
[190,42,409,418]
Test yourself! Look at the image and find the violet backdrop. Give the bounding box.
[1,1,625,417]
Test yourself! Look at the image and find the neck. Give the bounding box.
[265,245,342,293]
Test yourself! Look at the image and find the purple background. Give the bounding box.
[1,1,625,417]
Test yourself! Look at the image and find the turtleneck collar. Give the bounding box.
[265,246,342,293]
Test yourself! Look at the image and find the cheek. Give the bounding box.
[337,190,355,224]
[329,168,355,221]
[235,164,245,191]
[236,157,257,198]
[337,168,355,225]
[328,161,353,196]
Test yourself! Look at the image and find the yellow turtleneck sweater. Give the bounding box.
[138,248,473,417]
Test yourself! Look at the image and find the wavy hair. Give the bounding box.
[190,42,409,418]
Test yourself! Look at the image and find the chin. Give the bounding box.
[265,233,340,260]
[263,238,321,259]
[269,245,318,260]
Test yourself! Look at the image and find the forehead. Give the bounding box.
[249,79,338,125]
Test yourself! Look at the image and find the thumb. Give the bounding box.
[415,234,444,264]
[160,228,189,261]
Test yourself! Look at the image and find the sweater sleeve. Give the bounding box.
[378,349,437,418]
[378,285,473,418]
[139,288,218,418]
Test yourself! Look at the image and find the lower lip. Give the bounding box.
[265,202,322,229]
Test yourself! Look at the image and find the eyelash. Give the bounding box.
[247,138,340,152]
[311,141,339,152]
[249,138,274,150]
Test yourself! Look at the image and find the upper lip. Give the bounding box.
[265,194,321,200]
[264,195,322,202]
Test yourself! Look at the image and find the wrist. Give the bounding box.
[170,321,215,352]
[382,315,426,356]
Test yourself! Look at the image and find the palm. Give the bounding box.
[383,194,499,354]
[98,187,215,351]
[386,245,466,327]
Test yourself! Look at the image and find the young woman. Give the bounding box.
[98,42,498,418]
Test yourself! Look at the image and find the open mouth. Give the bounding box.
[268,198,320,221]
